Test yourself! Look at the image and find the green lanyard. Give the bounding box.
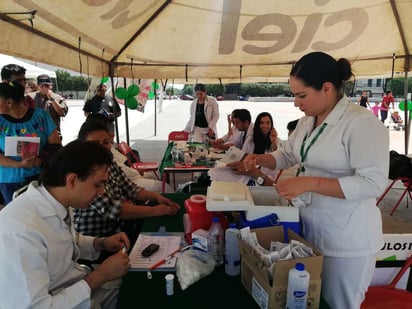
[299,123,328,174]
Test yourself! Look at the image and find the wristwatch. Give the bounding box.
[256,176,265,185]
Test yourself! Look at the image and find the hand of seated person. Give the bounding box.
[103,232,130,252]
[85,249,130,290]
[157,196,181,210]
[152,204,179,216]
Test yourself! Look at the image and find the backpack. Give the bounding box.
[389,150,412,179]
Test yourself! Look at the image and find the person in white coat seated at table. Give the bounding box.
[210,109,243,151]
[184,83,220,143]
[0,140,130,308]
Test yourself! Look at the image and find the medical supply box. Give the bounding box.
[206,181,301,235]
[238,226,323,309]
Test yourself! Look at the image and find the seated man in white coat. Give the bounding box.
[0,140,130,308]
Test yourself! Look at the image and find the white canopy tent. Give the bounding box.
[0,54,56,79]
[0,0,411,150]
[0,0,411,81]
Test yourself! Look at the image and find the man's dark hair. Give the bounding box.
[287,119,299,132]
[194,83,206,92]
[39,140,112,186]
[85,113,114,134]
[78,120,110,141]
[233,108,251,123]
[1,64,26,81]
[96,83,107,91]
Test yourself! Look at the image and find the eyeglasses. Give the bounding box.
[40,84,51,88]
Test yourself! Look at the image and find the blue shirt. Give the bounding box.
[0,108,56,183]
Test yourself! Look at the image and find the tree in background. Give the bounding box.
[55,69,90,98]
[390,77,412,97]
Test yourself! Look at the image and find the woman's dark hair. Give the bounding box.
[194,83,206,92]
[39,140,112,186]
[0,81,25,103]
[78,120,110,141]
[290,52,352,91]
[253,112,274,154]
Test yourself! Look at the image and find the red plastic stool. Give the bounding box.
[361,255,412,308]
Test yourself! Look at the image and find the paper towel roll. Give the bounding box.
[190,194,206,204]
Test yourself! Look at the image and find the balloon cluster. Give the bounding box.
[115,84,140,109]
[399,100,412,111]
[114,81,159,110]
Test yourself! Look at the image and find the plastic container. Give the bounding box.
[225,223,240,276]
[286,263,310,309]
[208,216,224,266]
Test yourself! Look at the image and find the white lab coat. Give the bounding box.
[184,96,220,137]
[272,96,389,257]
[0,182,100,308]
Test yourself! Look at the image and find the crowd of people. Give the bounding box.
[0,51,391,308]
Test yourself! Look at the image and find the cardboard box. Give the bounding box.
[238,226,323,309]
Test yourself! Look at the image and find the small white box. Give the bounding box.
[246,187,299,222]
[206,181,254,211]
[192,229,209,251]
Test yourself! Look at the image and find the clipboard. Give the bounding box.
[128,227,184,272]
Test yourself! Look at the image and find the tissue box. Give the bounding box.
[192,229,209,251]
[238,226,323,309]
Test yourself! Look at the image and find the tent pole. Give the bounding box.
[403,71,409,154]
[154,79,157,136]
[123,77,130,145]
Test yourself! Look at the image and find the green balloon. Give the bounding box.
[127,84,140,96]
[115,87,128,99]
[148,91,155,99]
[151,82,159,90]
[101,76,109,83]
[399,100,412,111]
[125,96,138,109]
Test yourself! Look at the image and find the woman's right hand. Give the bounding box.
[19,156,42,168]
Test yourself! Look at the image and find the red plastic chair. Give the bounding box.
[361,255,412,308]
[118,142,160,180]
[168,131,189,143]
[376,177,412,215]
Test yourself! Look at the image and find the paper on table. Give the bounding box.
[129,234,182,270]
[4,136,40,157]
[220,146,246,164]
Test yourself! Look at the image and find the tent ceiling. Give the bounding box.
[0,0,411,82]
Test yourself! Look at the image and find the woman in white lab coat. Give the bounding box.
[245,52,389,308]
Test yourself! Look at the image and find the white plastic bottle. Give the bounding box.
[286,263,310,309]
[208,217,224,266]
[225,223,240,276]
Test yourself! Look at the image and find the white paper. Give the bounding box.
[4,136,40,157]
[129,234,182,270]
[219,146,245,164]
